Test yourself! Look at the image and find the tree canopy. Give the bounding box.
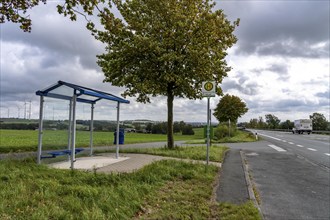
[310,112,328,131]
[265,114,280,129]
[93,0,239,148]
[213,94,248,124]
[0,0,105,32]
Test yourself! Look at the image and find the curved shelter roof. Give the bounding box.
[36,80,130,104]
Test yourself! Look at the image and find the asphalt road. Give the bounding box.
[227,130,330,220]
[253,130,330,169]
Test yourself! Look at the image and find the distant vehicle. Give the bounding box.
[292,119,312,134]
[124,128,136,133]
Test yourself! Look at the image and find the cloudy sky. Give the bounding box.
[0,0,329,123]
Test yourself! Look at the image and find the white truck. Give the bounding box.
[292,119,313,134]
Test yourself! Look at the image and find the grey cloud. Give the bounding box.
[246,98,328,117]
[217,1,329,58]
[238,75,249,84]
[223,70,264,96]
[316,90,330,99]
[40,56,60,69]
[1,4,104,71]
[251,63,289,81]
[222,77,261,96]
[255,40,329,58]
[266,63,288,75]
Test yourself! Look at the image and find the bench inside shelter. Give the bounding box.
[41,148,84,159]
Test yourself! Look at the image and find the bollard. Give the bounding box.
[255,132,258,140]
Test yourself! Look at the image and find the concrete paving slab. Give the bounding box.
[49,156,129,170]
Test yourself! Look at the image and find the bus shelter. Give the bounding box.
[36,80,130,169]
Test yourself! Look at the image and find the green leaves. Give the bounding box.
[0,0,46,32]
[213,94,248,124]
[1,0,107,32]
[96,0,238,101]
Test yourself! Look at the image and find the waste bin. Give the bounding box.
[114,128,125,144]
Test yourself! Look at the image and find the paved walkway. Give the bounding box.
[49,153,222,173]
[216,149,250,204]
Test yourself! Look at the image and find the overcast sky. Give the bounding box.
[0,0,329,123]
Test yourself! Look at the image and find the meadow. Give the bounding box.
[0,128,204,153]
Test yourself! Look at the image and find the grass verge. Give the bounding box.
[1,130,261,219]
[99,145,229,163]
[0,158,215,219]
[185,130,256,144]
[214,201,262,220]
[0,158,260,219]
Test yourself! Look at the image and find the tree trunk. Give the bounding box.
[167,88,174,149]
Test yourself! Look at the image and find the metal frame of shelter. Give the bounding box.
[36,81,130,169]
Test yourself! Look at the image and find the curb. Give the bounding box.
[240,150,264,220]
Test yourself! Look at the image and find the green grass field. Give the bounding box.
[0,128,204,153]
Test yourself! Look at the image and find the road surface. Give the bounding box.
[227,130,329,220]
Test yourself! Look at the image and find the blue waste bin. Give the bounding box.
[114,128,125,144]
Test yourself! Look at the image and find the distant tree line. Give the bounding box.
[0,123,38,130]
[244,112,329,131]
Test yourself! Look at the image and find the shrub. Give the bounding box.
[182,125,194,135]
[214,123,236,139]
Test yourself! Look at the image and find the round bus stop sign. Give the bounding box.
[202,81,216,97]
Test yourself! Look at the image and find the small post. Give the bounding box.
[255,132,258,140]
[228,119,231,138]
[37,96,44,164]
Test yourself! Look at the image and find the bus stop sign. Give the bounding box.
[202,81,216,97]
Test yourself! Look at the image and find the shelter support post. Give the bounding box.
[116,102,120,159]
[89,103,94,156]
[70,93,77,170]
[37,96,44,164]
[67,99,73,161]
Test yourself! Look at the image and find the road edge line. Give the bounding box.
[240,150,264,220]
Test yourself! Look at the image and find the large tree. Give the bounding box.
[279,120,293,130]
[310,112,328,131]
[93,0,239,149]
[213,94,248,124]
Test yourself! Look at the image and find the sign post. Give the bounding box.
[202,81,216,165]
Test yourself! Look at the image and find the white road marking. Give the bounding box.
[288,142,294,145]
[307,148,317,152]
[282,140,287,142]
[296,145,304,148]
[258,133,282,141]
[325,153,330,156]
[268,145,287,152]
